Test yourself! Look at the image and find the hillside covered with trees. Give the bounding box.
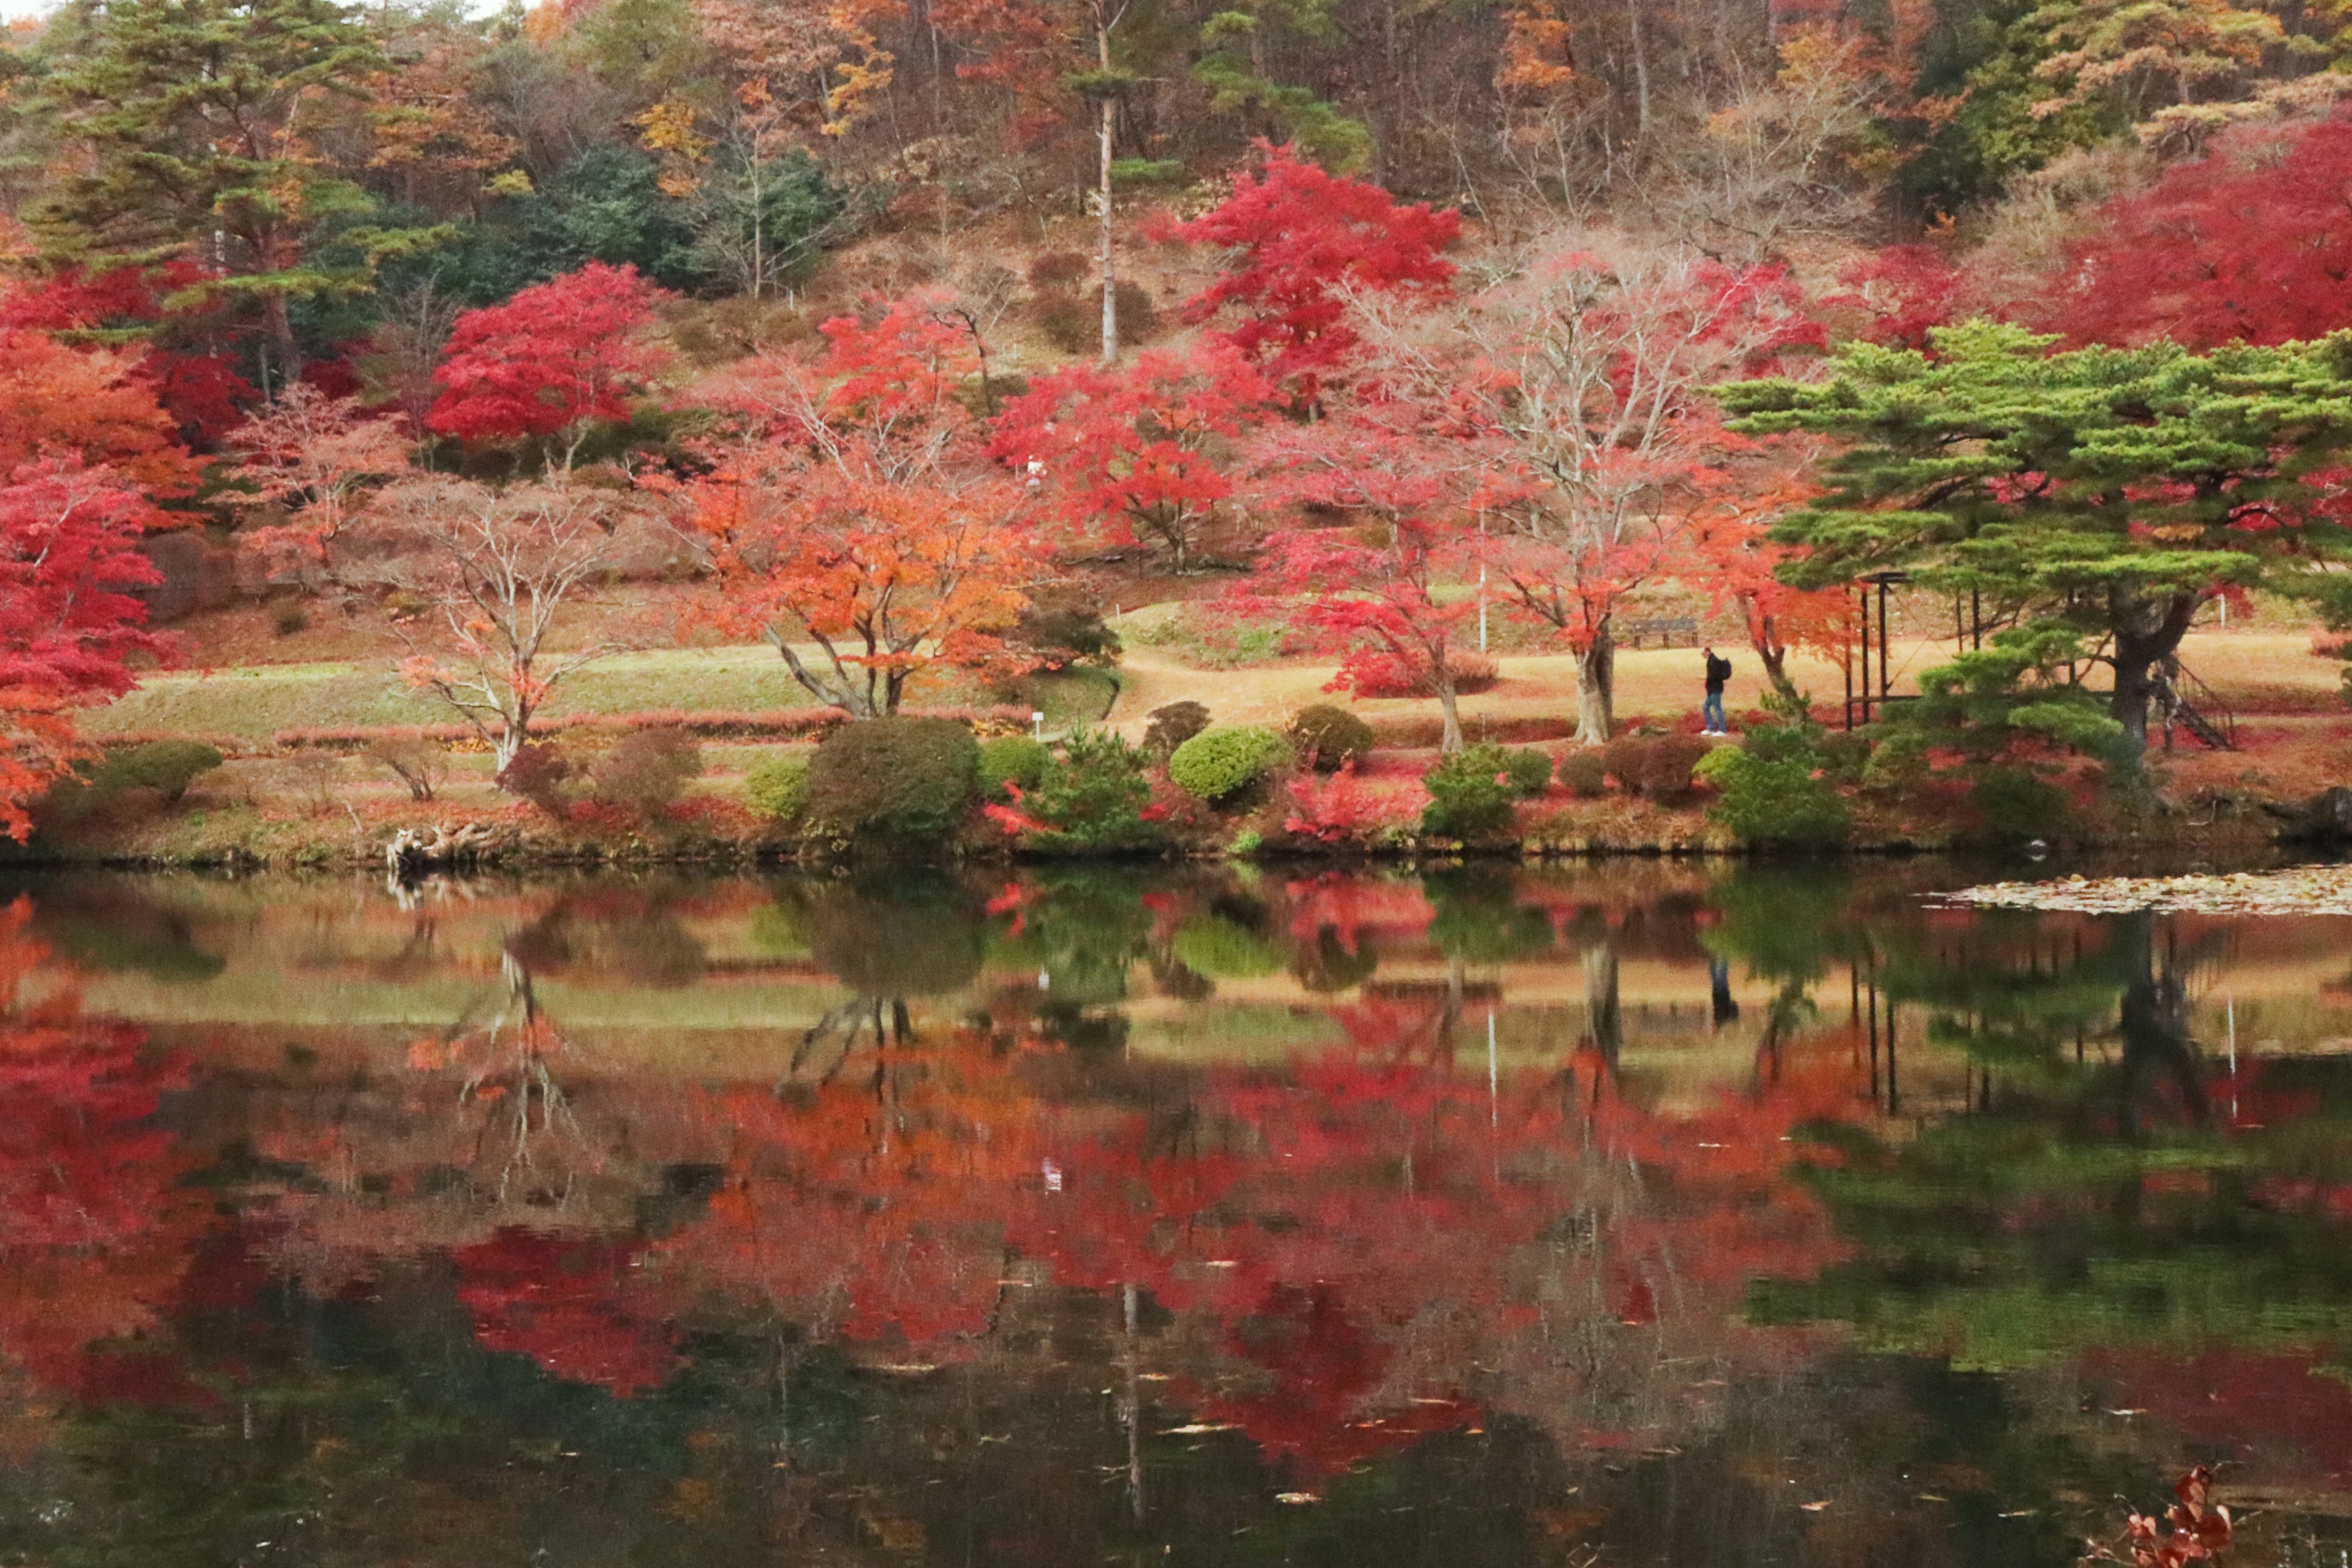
[0,0,2350,862]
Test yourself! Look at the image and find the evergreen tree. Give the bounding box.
[1720,322,2352,751]
[25,0,440,386]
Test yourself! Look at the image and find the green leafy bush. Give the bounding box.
[110,741,225,803]
[1016,730,1159,851]
[1695,741,1852,848]
[1420,743,1520,840]
[587,727,702,818]
[805,717,979,839]
[1168,725,1290,803]
[1143,701,1210,761]
[1969,766,2073,842]
[102,740,224,805]
[1286,704,1374,772]
[744,756,810,823]
[1500,746,1551,796]
[978,735,1052,799]
[1556,750,1608,798]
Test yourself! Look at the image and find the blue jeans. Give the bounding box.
[1702,690,1727,732]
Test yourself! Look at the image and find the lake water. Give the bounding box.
[0,859,2347,1566]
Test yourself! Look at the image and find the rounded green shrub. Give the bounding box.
[1695,742,1851,848]
[1501,746,1551,797]
[805,717,979,839]
[1286,704,1374,772]
[1420,742,1519,840]
[744,756,810,823]
[1168,725,1290,802]
[102,740,224,805]
[978,735,1052,799]
[1556,750,1608,798]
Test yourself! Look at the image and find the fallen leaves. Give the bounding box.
[1940,865,2352,917]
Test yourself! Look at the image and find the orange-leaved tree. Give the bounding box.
[687,294,1041,716]
[0,322,199,509]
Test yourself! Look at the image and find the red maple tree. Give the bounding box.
[989,342,1272,574]
[2040,107,2352,348]
[427,263,671,459]
[687,293,1042,715]
[0,460,176,838]
[1163,143,1460,396]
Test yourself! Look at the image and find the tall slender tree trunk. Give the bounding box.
[1574,630,1616,745]
[1096,15,1119,366]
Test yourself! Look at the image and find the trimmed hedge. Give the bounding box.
[1168,725,1291,802]
[1499,746,1551,796]
[99,740,224,805]
[1557,750,1608,797]
[978,735,1052,799]
[1420,743,1520,840]
[744,756,809,822]
[1142,701,1210,761]
[1286,704,1374,772]
[805,717,979,839]
[273,704,1030,752]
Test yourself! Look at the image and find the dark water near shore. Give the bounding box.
[0,859,2349,1566]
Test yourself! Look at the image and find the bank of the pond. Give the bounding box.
[0,781,2312,872]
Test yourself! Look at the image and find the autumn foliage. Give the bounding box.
[0,461,175,838]
[1165,142,1460,393]
[427,262,671,449]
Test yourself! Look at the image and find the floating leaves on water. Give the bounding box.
[1939,865,2352,917]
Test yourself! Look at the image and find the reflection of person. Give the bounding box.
[1701,647,1733,735]
[1709,958,1740,1028]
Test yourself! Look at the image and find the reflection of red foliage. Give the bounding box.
[655,1055,1038,1357]
[2085,1347,2352,1485]
[451,1228,679,1396]
[0,898,198,1395]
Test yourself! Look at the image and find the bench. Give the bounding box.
[1621,616,1701,649]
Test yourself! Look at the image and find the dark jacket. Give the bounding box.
[1704,653,1732,692]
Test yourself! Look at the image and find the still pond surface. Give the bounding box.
[0,859,2348,1566]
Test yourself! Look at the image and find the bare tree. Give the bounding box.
[373,476,632,771]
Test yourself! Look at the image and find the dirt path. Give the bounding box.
[1104,623,2336,742]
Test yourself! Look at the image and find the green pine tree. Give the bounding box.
[25,0,443,385]
[1719,322,2352,752]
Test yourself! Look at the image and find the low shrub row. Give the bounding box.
[275,704,1033,752]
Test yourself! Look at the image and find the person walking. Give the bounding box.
[1701,646,1732,735]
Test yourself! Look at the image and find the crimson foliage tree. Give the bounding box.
[1164,143,1460,395]
[2041,108,2352,349]
[426,263,670,461]
[989,343,1271,573]
[0,461,174,839]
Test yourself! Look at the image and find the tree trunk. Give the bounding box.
[1436,678,1464,752]
[1096,21,1118,367]
[1755,625,1802,711]
[1574,630,1615,745]
[2109,587,2199,753]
